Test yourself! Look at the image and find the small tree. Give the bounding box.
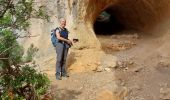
[25,44,39,63]
[0,0,50,99]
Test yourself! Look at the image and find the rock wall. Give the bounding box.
[21,0,170,72]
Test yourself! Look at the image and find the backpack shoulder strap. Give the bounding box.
[64,28,69,33]
[56,27,62,33]
[56,27,69,34]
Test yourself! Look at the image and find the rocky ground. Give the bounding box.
[97,31,170,100]
[41,31,170,100]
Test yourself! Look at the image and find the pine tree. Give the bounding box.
[0,0,50,99]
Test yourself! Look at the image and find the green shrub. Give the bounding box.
[25,44,39,63]
[0,0,50,99]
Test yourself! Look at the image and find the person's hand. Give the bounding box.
[66,39,73,45]
[73,40,77,43]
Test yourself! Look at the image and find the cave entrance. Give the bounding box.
[93,6,139,54]
[94,8,126,35]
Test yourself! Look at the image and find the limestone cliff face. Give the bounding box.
[22,0,170,72]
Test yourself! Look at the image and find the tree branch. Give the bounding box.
[0,32,39,56]
[0,44,16,56]
[0,0,13,18]
[0,58,8,60]
[18,34,39,38]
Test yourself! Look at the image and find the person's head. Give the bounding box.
[59,18,66,28]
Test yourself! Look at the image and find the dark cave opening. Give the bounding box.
[93,9,126,35]
[93,6,139,53]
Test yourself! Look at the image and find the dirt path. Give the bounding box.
[50,72,116,100]
[97,31,170,100]
[42,31,170,100]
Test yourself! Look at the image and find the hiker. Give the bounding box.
[55,18,72,80]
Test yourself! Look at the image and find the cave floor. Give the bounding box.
[97,31,170,100]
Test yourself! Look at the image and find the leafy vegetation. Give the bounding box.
[0,0,50,99]
[24,44,39,63]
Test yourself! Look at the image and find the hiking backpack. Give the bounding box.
[51,27,70,47]
[51,27,60,47]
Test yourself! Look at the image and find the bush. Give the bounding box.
[25,44,39,63]
[0,30,50,99]
[0,0,50,99]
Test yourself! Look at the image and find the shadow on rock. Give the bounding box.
[67,52,76,69]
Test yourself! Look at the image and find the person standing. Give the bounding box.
[55,18,72,80]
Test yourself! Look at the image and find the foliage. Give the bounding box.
[24,44,39,63]
[0,0,50,99]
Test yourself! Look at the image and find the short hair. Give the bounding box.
[59,18,66,22]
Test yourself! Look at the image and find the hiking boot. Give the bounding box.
[62,73,69,77]
[56,75,62,80]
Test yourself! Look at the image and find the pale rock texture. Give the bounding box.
[20,0,170,73]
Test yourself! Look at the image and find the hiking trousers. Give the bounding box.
[56,42,69,76]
